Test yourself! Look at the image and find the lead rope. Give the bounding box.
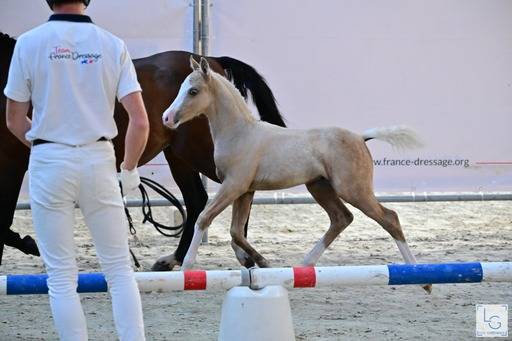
[119,183,142,269]
[120,176,187,269]
[123,204,141,269]
[138,177,187,237]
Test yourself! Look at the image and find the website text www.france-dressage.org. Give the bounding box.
[373,157,470,168]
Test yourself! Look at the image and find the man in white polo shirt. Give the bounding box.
[4,0,148,339]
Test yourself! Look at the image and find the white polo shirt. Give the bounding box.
[4,14,141,145]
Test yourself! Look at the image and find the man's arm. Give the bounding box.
[6,98,31,148]
[119,91,149,170]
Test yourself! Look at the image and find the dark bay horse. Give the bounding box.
[0,32,285,270]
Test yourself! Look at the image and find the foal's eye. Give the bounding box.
[188,88,199,96]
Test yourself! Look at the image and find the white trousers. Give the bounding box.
[29,141,145,341]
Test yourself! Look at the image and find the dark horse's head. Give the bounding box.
[0,32,16,60]
[1,32,16,85]
[1,31,31,132]
[1,32,16,104]
[1,32,16,106]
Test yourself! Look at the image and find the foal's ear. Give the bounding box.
[190,55,201,71]
[200,57,211,78]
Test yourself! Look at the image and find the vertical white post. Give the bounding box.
[193,0,201,54]
[199,0,211,244]
[192,0,210,243]
[200,0,210,55]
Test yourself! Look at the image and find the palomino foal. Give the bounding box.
[163,57,430,292]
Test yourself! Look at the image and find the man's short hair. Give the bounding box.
[47,0,90,9]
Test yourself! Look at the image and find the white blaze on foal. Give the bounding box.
[162,57,431,293]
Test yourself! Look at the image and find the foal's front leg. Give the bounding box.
[181,183,245,270]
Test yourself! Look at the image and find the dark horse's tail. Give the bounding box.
[215,56,286,127]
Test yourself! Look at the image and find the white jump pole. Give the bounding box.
[1,262,511,295]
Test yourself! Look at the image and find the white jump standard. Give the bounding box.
[1,262,511,295]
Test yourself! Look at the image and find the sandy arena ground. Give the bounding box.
[1,200,511,340]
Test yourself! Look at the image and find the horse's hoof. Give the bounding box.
[257,259,270,268]
[21,236,40,256]
[151,261,172,271]
[243,258,256,269]
[231,242,255,268]
[423,284,433,294]
[151,255,181,271]
[235,253,255,268]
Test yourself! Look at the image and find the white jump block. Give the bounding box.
[218,285,295,341]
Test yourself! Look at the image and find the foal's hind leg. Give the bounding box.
[345,192,432,293]
[230,191,270,268]
[303,179,354,266]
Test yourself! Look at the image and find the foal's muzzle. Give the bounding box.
[162,110,181,128]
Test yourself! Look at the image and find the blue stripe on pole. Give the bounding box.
[387,262,483,285]
[77,273,108,293]
[7,273,108,295]
[7,274,49,295]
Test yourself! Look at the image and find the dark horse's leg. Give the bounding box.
[151,148,208,271]
[0,162,39,265]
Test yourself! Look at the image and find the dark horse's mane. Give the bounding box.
[0,32,16,53]
[0,32,16,82]
[216,57,285,126]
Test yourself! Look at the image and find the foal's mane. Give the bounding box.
[211,71,256,122]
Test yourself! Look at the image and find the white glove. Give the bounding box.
[120,162,140,194]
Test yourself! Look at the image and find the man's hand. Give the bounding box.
[120,162,140,194]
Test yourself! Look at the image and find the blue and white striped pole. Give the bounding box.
[249,262,512,289]
[1,262,510,295]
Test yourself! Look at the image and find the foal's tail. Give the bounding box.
[362,126,423,150]
[214,56,286,127]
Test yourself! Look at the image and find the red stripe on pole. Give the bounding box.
[293,267,316,287]
[184,271,207,290]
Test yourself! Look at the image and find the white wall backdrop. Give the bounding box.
[0,0,192,57]
[1,0,511,197]
[210,0,512,192]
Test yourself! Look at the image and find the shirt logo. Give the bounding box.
[49,46,102,64]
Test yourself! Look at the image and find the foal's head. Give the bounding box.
[162,56,213,128]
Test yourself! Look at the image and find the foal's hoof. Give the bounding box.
[242,258,256,269]
[257,259,270,268]
[422,284,433,294]
[21,236,40,257]
[151,255,181,271]
[231,242,256,269]
[234,252,255,269]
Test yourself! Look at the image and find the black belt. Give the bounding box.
[32,137,109,146]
